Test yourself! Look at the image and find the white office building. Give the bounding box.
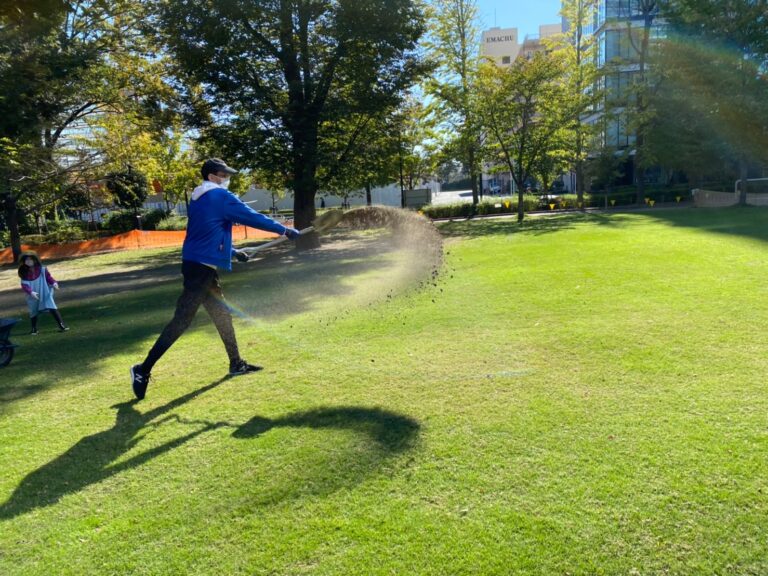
[480,27,521,66]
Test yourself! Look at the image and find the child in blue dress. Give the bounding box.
[18,251,69,335]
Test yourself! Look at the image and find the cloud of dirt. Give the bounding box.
[226,206,444,322]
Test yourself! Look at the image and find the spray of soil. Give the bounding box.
[226,206,444,323]
[339,206,444,290]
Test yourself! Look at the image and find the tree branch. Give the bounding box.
[47,101,99,149]
[241,18,282,61]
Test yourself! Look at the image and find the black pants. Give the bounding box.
[141,261,240,373]
[31,309,65,331]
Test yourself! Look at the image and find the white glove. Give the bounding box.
[31,291,39,300]
[53,282,59,289]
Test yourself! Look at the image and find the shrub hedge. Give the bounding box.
[156,215,188,231]
[422,186,694,218]
[100,208,169,233]
[421,195,539,219]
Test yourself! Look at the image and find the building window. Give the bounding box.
[606,71,636,104]
[501,55,511,64]
[602,0,646,20]
[604,115,635,149]
[598,28,642,65]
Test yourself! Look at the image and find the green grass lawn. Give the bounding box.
[1,207,767,575]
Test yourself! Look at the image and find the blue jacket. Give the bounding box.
[182,183,288,270]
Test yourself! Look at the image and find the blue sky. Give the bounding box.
[475,0,563,37]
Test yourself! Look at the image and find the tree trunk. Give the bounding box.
[512,168,525,223]
[365,182,372,206]
[738,158,749,206]
[469,145,479,207]
[292,126,321,249]
[635,144,645,205]
[6,194,22,263]
[635,9,653,205]
[399,149,406,208]
[574,8,585,212]
[575,118,585,209]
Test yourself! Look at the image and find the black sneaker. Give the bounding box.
[229,359,263,376]
[59,325,70,332]
[130,364,151,400]
[30,330,38,336]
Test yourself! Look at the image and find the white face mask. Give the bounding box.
[219,178,230,190]
[24,258,34,267]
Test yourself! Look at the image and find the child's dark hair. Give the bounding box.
[17,252,42,279]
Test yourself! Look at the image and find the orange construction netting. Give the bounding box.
[0,225,284,265]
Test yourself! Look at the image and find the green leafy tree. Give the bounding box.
[621,0,663,204]
[321,112,398,206]
[106,169,150,229]
[476,53,570,222]
[424,0,483,206]
[550,0,602,207]
[0,0,174,258]
[586,146,626,204]
[157,0,428,245]
[648,0,768,202]
[153,145,201,213]
[80,110,200,211]
[392,97,438,205]
[644,40,741,189]
[319,96,436,208]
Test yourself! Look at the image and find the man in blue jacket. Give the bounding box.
[130,158,300,400]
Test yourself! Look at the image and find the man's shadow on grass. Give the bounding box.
[233,406,419,449]
[230,407,421,505]
[0,383,420,520]
[0,378,229,520]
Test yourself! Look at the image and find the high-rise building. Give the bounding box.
[586,1,665,151]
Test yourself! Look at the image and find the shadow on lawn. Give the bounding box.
[0,231,420,406]
[438,212,632,239]
[229,406,421,506]
[0,377,229,520]
[439,206,768,245]
[234,406,420,450]
[0,380,420,520]
[642,206,768,244]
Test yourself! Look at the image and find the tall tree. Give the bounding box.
[393,97,437,204]
[320,111,397,205]
[624,0,662,204]
[551,0,601,208]
[476,53,570,222]
[0,0,173,259]
[320,97,435,206]
[424,0,482,207]
[653,0,768,203]
[106,168,149,215]
[79,110,199,211]
[157,0,428,244]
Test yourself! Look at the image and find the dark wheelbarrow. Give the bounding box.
[0,318,20,368]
